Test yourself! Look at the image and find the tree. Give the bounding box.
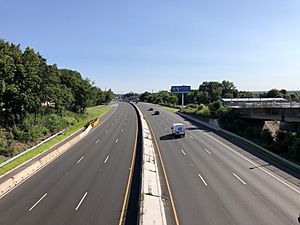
[221,80,238,98]
[199,81,222,102]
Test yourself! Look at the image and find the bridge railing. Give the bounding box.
[225,100,300,109]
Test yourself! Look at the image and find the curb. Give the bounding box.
[134,104,167,225]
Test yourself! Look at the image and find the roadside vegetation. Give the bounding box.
[0,106,110,175]
[0,39,114,161]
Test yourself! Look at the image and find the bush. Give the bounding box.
[62,116,77,126]
[27,125,49,141]
[197,104,205,111]
[0,129,13,156]
[195,107,211,118]
[12,126,28,142]
[46,114,64,132]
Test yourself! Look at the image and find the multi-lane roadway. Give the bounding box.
[137,102,300,225]
[1,100,299,225]
[0,102,137,225]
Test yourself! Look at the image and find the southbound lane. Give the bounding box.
[138,102,300,225]
[0,102,137,225]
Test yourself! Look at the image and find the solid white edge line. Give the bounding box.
[76,156,84,164]
[180,149,186,156]
[199,130,300,194]
[204,148,211,155]
[115,138,119,143]
[29,193,47,211]
[198,174,208,186]
[189,135,194,139]
[233,172,246,185]
[75,192,88,211]
[96,139,99,143]
[104,156,110,164]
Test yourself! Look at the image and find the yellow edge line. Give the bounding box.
[142,111,180,225]
[118,112,138,225]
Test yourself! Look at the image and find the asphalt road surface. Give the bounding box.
[137,102,300,225]
[0,102,137,225]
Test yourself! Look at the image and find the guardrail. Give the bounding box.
[0,130,64,168]
[225,100,300,109]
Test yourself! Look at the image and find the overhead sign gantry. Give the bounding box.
[171,85,191,107]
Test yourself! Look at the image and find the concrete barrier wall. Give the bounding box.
[178,112,300,170]
[134,105,167,225]
[0,125,93,198]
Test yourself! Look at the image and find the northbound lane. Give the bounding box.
[137,102,300,225]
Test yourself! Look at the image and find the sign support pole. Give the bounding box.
[181,93,184,108]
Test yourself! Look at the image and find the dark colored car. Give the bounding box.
[149,108,153,111]
[154,110,160,115]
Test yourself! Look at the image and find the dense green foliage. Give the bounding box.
[180,100,230,119]
[220,115,300,163]
[0,39,114,157]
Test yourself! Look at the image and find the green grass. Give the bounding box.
[0,106,111,175]
[160,106,180,113]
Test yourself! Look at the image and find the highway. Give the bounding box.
[0,102,137,225]
[137,102,300,225]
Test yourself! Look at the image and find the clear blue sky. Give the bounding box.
[1,0,299,93]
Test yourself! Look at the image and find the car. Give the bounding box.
[171,123,185,137]
[149,108,153,111]
[154,110,160,115]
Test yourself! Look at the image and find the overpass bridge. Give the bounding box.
[222,98,300,131]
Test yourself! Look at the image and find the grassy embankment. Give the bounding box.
[0,106,111,175]
[160,106,180,113]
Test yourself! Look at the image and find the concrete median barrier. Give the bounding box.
[133,104,167,225]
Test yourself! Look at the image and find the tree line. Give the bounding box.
[138,81,299,107]
[0,39,114,156]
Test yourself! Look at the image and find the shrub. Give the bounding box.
[197,104,205,111]
[46,114,64,132]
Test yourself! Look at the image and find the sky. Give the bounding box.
[0,0,300,93]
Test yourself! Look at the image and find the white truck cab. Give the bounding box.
[171,123,185,137]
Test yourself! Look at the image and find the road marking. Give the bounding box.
[198,174,208,186]
[104,155,109,164]
[75,192,88,211]
[29,193,47,211]
[233,172,246,184]
[121,128,123,133]
[105,130,108,133]
[189,135,194,139]
[200,131,300,194]
[180,149,186,156]
[115,138,119,143]
[96,139,100,143]
[204,148,211,155]
[165,127,168,130]
[145,112,180,225]
[118,113,138,225]
[76,156,84,164]
[112,123,114,126]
